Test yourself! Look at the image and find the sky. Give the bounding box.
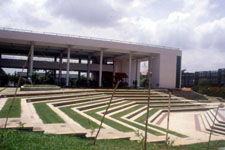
[0,0,225,72]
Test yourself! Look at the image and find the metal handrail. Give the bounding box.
[0,26,180,50]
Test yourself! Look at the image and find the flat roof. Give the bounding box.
[0,27,181,56]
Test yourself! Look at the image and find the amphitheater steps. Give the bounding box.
[27,92,103,102]
[1,89,96,98]
[201,110,225,135]
[52,95,112,107]
[209,109,225,124]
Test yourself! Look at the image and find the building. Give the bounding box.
[0,27,182,88]
[181,72,195,87]
[182,68,225,87]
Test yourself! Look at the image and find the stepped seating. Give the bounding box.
[99,89,209,110]
[0,89,96,98]
[2,88,223,143]
[200,109,225,135]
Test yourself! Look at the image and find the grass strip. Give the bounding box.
[0,98,21,118]
[23,84,58,87]
[33,95,112,124]
[33,103,64,124]
[111,105,163,136]
[59,98,124,129]
[85,101,133,132]
[134,109,187,138]
[2,129,225,150]
[135,108,159,123]
[60,107,99,129]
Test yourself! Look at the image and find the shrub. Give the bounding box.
[198,78,211,87]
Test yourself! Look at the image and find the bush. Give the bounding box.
[198,78,211,87]
[140,78,148,88]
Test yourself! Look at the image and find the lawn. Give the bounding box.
[0,98,21,118]
[33,103,64,124]
[1,129,225,150]
[23,84,59,87]
[85,101,133,132]
[134,109,187,138]
[32,95,105,124]
[111,105,164,136]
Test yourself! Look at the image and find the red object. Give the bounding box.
[115,73,128,78]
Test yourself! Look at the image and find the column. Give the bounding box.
[113,58,116,84]
[99,50,103,87]
[66,47,71,87]
[78,71,81,79]
[87,55,90,86]
[28,43,34,77]
[136,59,140,87]
[58,52,63,85]
[148,57,153,79]
[53,56,57,82]
[79,57,81,64]
[128,52,132,87]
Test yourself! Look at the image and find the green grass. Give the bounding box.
[134,109,187,138]
[60,107,99,129]
[111,105,163,136]
[23,84,58,87]
[85,101,133,132]
[0,87,6,92]
[0,98,21,118]
[33,103,64,124]
[135,109,159,123]
[1,129,225,150]
[59,97,121,129]
[32,95,107,124]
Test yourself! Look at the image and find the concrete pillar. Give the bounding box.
[66,47,71,87]
[78,71,81,79]
[99,50,103,87]
[148,57,153,79]
[58,52,63,85]
[113,58,116,84]
[87,55,90,86]
[79,57,81,64]
[128,52,132,87]
[136,59,140,87]
[54,56,57,82]
[28,44,34,77]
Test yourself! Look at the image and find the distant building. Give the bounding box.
[182,68,225,87]
[0,27,182,88]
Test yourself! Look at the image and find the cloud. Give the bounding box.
[0,0,50,29]
[0,0,224,72]
[17,3,50,28]
[46,0,123,27]
[183,48,225,72]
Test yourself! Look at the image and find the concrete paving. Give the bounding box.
[0,88,225,145]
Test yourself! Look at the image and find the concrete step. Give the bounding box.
[120,97,181,101]
[203,112,225,135]
[1,89,96,98]
[141,103,202,108]
[52,95,112,107]
[27,92,103,102]
[135,100,193,104]
[209,109,225,124]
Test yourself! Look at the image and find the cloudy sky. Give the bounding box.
[0,0,225,72]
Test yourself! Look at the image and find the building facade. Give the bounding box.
[0,28,182,88]
[182,68,225,87]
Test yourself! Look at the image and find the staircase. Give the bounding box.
[201,109,225,135]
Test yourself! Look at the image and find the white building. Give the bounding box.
[0,27,182,88]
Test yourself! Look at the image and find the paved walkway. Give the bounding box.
[0,88,225,145]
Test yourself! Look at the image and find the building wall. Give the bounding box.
[159,53,178,88]
[0,29,182,89]
[182,68,225,87]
